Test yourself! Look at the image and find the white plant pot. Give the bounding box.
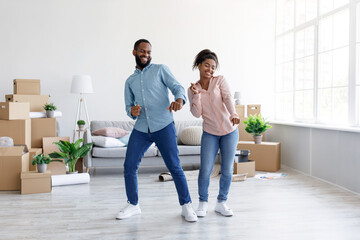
[78,125,85,131]
[254,135,262,144]
[37,163,47,173]
[46,110,55,118]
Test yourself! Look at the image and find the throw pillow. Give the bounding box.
[180,126,202,145]
[92,127,129,138]
[118,133,131,146]
[92,136,126,148]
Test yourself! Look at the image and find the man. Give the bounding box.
[116,39,197,222]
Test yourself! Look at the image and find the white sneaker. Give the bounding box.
[181,203,198,222]
[215,202,233,217]
[196,202,208,217]
[116,203,141,220]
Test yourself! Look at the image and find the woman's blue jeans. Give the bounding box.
[124,122,191,205]
[198,128,239,202]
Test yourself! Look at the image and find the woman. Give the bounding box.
[188,49,240,217]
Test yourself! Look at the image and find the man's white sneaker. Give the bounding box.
[215,202,233,217]
[181,203,198,222]
[196,202,208,217]
[116,203,141,220]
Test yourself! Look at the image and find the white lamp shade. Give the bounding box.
[234,91,241,99]
[71,75,94,94]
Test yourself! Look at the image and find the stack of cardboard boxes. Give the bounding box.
[233,104,281,177]
[0,79,60,194]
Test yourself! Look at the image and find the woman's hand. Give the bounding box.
[231,117,240,126]
[190,83,199,94]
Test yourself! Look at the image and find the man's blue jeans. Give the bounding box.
[198,129,239,202]
[124,122,191,205]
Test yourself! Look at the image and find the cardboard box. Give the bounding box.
[0,146,29,190]
[21,171,51,194]
[0,119,31,148]
[0,102,30,120]
[238,141,281,172]
[29,148,42,171]
[236,104,264,142]
[247,104,261,117]
[31,118,57,148]
[235,105,245,118]
[233,160,255,177]
[42,137,69,175]
[5,94,50,112]
[13,79,40,95]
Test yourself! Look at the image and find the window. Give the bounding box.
[275,0,360,127]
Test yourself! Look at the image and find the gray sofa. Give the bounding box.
[83,120,203,172]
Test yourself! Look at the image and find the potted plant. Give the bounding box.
[77,120,86,130]
[43,103,57,118]
[49,139,93,174]
[31,153,62,173]
[243,113,272,144]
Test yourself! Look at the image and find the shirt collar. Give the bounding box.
[134,63,152,73]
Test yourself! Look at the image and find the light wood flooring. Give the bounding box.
[1,166,360,240]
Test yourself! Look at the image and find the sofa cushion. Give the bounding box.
[92,144,158,158]
[157,145,201,156]
[92,136,125,148]
[174,120,203,144]
[180,126,202,145]
[118,133,131,146]
[92,127,129,138]
[91,120,135,132]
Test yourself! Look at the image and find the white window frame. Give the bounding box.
[275,0,360,128]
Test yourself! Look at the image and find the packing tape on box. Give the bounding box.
[51,173,90,186]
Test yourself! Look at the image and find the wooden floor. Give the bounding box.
[1,166,360,240]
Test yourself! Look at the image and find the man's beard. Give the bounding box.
[135,55,152,69]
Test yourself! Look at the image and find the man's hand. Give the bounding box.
[190,83,199,94]
[231,117,240,126]
[131,104,141,117]
[167,99,183,113]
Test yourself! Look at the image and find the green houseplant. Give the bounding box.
[43,103,57,118]
[243,114,272,144]
[49,139,93,173]
[31,153,62,173]
[77,120,86,130]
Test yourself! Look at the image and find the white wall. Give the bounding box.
[267,124,360,194]
[0,0,275,140]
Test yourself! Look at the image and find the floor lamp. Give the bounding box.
[71,75,94,142]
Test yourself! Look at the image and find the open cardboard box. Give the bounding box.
[0,145,29,190]
[0,119,31,148]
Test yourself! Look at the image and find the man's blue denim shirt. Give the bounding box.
[124,63,187,133]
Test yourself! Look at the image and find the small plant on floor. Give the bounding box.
[243,113,272,144]
[49,139,93,173]
[31,153,62,173]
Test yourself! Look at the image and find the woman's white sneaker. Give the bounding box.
[196,202,208,217]
[215,202,233,217]
[116,203,141,220]
[181,203,198,222]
